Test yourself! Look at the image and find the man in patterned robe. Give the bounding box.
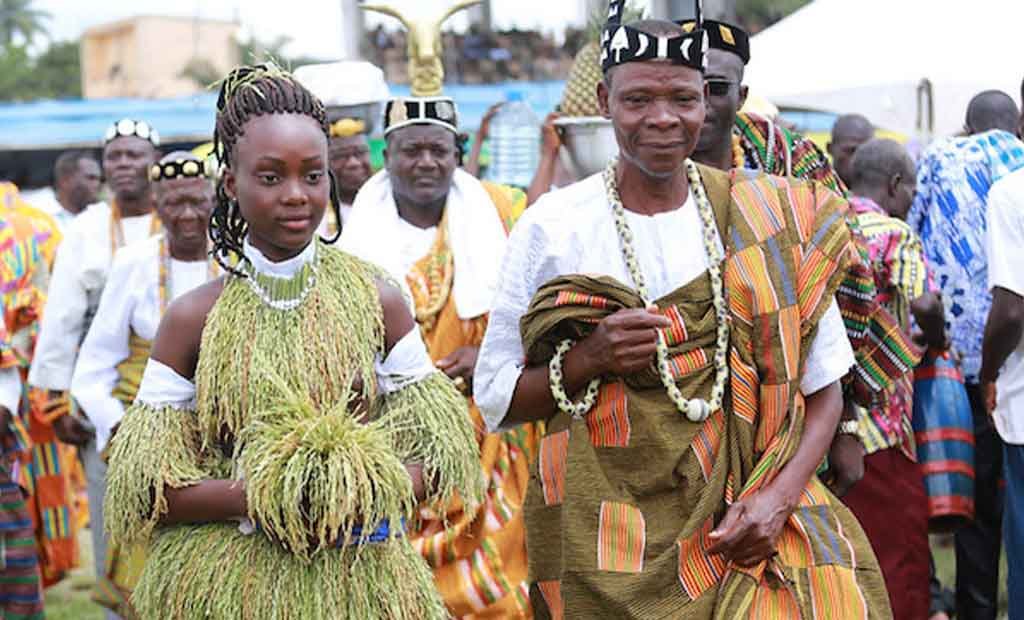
[341,91,536,617]
[475,12,890,619]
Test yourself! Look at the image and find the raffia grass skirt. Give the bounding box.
[131,522,447,620]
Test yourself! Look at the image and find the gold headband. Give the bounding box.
[329,118,367,138]
[149,159,210,182]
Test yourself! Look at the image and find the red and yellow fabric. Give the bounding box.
[733,115,920,418]
[406,182,540,619]
[0,204,82,589]
[519,167,890,618]
[0,182,61,267]
[0,213,46,618]
[848,197,934,458]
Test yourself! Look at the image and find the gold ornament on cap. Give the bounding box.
[389,100,409,127]
[361,0,481,97]
[329,118,367,138]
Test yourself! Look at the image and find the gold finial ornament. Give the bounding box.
[360,0,481,97]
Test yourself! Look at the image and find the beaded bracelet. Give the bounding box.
[549,339,602,419]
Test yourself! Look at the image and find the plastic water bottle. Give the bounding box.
[487,92,540,189]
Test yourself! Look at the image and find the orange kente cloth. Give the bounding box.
[406,183,539,619]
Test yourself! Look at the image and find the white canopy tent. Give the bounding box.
[743,0,1022,140]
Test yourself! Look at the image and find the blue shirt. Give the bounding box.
[908,130,1024,381]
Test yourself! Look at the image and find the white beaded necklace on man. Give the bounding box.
[548,159,731,423]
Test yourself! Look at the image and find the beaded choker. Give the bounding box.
[549,159,731,423]
[238,243,320,311]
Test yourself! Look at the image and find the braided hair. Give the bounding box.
[210,62,344,274]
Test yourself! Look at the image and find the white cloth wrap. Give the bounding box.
[0,367,21,415]
[342,168,507,320]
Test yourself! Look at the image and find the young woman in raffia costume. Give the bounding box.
[103,63,483,620]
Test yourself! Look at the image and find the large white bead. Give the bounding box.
[686,398,710,423]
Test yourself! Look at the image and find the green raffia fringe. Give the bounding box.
[376,372,486,515]
[131,524,447,620]
[239,368,414,559]
[104,402,209,547]
[196,243,384,449]
[106,245,484,617]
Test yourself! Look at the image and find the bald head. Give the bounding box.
[966,90,1019,135]
[828,114,874,187]
[850,138,917,220]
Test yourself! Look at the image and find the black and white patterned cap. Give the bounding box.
[383,97,458,136]
[601,0,707,74]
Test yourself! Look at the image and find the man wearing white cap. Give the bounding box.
[294,61,388,235]
[28,119,161,620]
[339,7,536,613]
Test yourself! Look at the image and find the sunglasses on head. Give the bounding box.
[705,80,736,97]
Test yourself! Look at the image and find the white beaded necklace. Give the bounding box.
[239,242,320,312]
[548,159,731,423]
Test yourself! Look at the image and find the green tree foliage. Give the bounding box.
[736,0,811,31]
[30,40,81,98]
[0,0,49,47]
[0,40,81,101]
[237,34,323,70]
[180,57,222,90]
[0,0,79,101]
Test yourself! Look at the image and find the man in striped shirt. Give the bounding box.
[836,138,947,620]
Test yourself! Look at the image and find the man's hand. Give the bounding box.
[53,414,95,447]
[983,381,998,415]
[825,434,865,497]
[707,486,794,567]
[437,346,480,394]
[575,307,672,378]
[406,462,426,502]
[477,103,503,142]
[540,112,563,158]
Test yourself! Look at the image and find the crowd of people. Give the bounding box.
[0,2,1022,619]
[370,24,577,85]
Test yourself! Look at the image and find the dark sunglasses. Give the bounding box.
[706,80,736,97]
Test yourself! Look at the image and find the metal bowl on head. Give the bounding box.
[554,116,619,180]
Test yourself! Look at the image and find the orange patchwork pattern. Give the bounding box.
[676,518,729,600]
[667,349,710,379]
[586,382,630,448]
[692,410,725,483]
[729,349,759,425]
[539,431,568,506]
[660,305,689,346]
[597,502,646,573]
[554,290,608,310]
[537,580,564,620]
[756,383,790,453]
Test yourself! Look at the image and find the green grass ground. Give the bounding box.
[43,529,102,620]
[931,534,1008,619]
[42,531,1007,618]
